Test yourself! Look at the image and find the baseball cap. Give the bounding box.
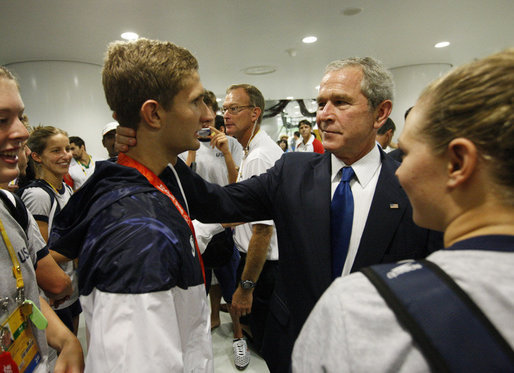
[102,121,119,137]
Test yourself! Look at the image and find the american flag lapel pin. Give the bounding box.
[389,203,399,209]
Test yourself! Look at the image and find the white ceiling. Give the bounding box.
[1,0,513,100]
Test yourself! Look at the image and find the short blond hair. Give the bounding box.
[419,49,514,202]
[0,66,19,87]
[102,38,198,129]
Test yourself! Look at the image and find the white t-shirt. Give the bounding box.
[68,156,96,190]
[233,130,283,260]
[179,136,243,186]
[292,247,514,372]
[0,191,49,372]
[21,182,78,309]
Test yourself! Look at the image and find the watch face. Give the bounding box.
[241,280,256,289]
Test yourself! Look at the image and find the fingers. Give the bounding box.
[210,131,228,150]
[209,126,221,134]
[232,304,252,318]
[115,127,137,153]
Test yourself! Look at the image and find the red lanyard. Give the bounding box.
[118,153,205,284]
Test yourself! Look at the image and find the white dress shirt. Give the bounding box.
[330,145,382,276]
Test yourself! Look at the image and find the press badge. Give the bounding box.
[0,300,45,373]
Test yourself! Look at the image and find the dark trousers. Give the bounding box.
[205,245,240,303]
[237,252,278,352]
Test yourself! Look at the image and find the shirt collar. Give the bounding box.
[447,235,514,252]
[247,128,262,153]
[331,144,382,187]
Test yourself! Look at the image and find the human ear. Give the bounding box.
[386,129,393,143]
[30,152,42,163]
[446,138,478,188]
[373,101,393,129]
[140,100,161,129]
[251,107,261,122]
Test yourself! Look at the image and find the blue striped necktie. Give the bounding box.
[330,167,355,279]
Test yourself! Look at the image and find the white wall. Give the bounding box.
[6,61,113,160]
[389,63,452,143]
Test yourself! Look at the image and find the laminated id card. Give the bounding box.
[1,304,41,373]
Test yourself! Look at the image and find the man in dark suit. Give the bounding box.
[116,57,441,372]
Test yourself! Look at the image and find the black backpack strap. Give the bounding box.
[17,179,60,216]
[361,260,514,373]
[0,189,29,233]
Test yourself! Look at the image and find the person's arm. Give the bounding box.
[34,221,73,266]
[185,150,196,167]
[35,220,49,242]
[222,148,238,184]
[25,211,73,298]
[116,125,274,223]
[39,297,85,373]
[36,253,72,298]
[192,220,224,254]
[231,223,273,318]
[209,127,238,184]
[49,249,74,264]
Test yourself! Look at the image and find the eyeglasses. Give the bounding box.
[221,105,254,115]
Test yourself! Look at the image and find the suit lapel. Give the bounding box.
[352,152,407,271]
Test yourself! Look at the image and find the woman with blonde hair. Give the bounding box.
[0,66,83,372]
[293,49,514,372]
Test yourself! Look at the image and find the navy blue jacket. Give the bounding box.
[47,161,204,296]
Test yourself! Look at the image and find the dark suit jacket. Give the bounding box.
[174,148,441,372]
[388,148,404,163]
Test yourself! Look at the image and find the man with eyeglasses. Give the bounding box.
[219,84,283,370]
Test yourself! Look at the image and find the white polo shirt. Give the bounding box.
[68,156,96,190]
[233,130,283,261]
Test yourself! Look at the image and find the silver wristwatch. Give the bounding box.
[240,280,257,289]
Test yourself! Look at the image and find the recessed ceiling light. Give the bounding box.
[242,65,277,75]
[341,7,362,16]
[121,32,139,41]
[302,36,317,44]
[287,96,294,100]
[216,98,222,102]
[434,41,450,48]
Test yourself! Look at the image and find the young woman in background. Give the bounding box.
[19,126,81,335]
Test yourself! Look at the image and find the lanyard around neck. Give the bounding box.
[238,128,260,182]
[117,153,205,283]
[0,217,25,303]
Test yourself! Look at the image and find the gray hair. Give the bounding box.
[324,57,394,110]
